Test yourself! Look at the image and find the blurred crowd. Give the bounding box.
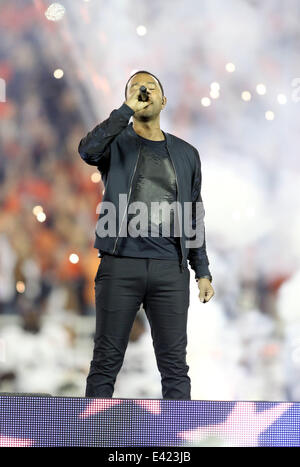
[0,0,300,400]
[0,2,100,318]
[0,1,105,395]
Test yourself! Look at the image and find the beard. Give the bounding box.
[136,114,152,122]
[135,105,157,121]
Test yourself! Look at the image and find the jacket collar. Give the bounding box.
[127,122,171,146]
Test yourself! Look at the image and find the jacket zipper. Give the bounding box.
[112,144,142,254]
[165,144,185,273]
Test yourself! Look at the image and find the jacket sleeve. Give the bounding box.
[78,103,135,168]
[187,149,213,282]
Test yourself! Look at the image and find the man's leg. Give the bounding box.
[143,259,191,400]
[86,254,147,397]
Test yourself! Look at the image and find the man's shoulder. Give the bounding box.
[167,132,199,158]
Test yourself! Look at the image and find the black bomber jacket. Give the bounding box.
[78,103,212,283]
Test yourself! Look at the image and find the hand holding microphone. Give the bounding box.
[125,86,152,113]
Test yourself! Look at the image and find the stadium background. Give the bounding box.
[1,0,300,401]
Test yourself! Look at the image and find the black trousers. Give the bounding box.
[85,253,191,400]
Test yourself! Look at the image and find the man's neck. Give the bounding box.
[132,120,165,141]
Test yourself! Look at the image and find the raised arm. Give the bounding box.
[78,103,134,166]
[78,88,153,167]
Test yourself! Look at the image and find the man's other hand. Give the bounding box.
[197,278,214,303]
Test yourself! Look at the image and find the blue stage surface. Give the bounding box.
[0,396,298,447]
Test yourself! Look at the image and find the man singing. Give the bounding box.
[78,70,214,400]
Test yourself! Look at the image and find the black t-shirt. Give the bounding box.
[99,132,181,261]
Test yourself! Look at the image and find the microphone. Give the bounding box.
[138,85,149,102]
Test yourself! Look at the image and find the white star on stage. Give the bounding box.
[177,402,293,447]
[79,398,161,418]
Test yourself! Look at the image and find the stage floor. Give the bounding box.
[0,395,298,447]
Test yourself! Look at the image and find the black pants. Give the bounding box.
[85,253,191,400]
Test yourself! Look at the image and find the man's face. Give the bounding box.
[126,73,166,120]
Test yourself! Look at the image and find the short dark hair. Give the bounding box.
[124,70,164,99]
